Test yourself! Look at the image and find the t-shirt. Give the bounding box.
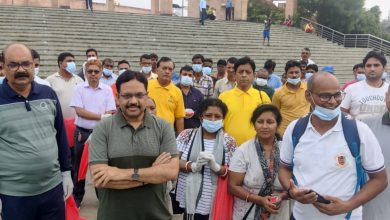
[280,115,385,220]
[341,80,389,120]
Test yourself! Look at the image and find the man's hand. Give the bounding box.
[92,166,125,187]
[314,195,351,216]
[153,152,172,166]
[288,179,317,204]
[61,171,74,200]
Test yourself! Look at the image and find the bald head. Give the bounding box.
[3,43,33,61]
[307,72,339,92]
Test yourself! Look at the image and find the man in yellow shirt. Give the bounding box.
[148,57,185,134]
[219,56,271,146]
[272,60,310,135]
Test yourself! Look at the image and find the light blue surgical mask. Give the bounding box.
[118,69,126,75]
[103,68,113,77]
[202,119,223,133]
[142,66,152,74]
[202,67,212,75]
[382,72,388,80]
[0,76,4,84]
[192,64,202,73]
[287,77,301,85]
[305,72,313,81]
[356,73,366,81]
[65,62,76,74]
[181,75,193,86]
[310,94,341,121]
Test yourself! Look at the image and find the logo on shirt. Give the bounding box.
[335,153,347,168]
[40,102,49,111]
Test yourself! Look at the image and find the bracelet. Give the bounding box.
[245,193,252,203]
[221,166,228,177]
[185,161,191,172]
[287,187,293,198]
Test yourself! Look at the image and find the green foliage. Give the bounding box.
[247,0,284,24]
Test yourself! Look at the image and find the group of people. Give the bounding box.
[199,0,234,25]
[0,41,389,220]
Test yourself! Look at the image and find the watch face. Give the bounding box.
[132,168,140,180]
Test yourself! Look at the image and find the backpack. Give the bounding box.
[291,114,366,220]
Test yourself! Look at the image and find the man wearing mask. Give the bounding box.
[30,49,51,87]
[272,60,310,136]
[140,54,157,80]
[100,58,117,86]
[117,60,131,75]
[177,65,204,129]
[192,54,214,99]
[203,58,215,84]
[253,68,274,99]
[213,57,237,97]
[341,63,365,91]
[78,48,98,81]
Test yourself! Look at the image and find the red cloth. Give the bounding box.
[78,143,89,182]
[212,167,233,220]
[341,79,358,91]
[66,195,86,220]
[64,118,76,148]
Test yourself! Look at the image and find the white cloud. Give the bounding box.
[365,0,389,20]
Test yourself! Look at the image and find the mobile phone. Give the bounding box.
[306,190,331,204]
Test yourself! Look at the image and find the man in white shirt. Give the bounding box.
[100,58,118,86]
[341,51,389,119]
[279,72,387,220]
[299,47,315,65]
[31,49,51,87]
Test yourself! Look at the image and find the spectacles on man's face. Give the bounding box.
[87,69,100,75]
[6,61,33,71]
[310,91,344,102]
[119,92,147,100]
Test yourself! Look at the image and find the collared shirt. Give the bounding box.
[100,74,118,86]
[281,115,385,220]
[148,79,186,126]
[70,81,116,129]
[193,74,214,99]
[46,72,84,118]
[298,58,315,65]
[267,73,282,89]
[141,71,158,81]
[226,0,233,8]
[213,77,235,98]
[89,111,178,219]
[199,0,206,10]
[272,82,310,136]
[219,87,271,146]
[178,85,204,129]
[0,79,70,196]
[34,76,51,87]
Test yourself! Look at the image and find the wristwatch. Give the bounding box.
[131,168,140,181]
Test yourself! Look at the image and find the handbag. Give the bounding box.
[212,166,233,220]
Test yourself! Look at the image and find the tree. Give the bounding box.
[247,0,284,23]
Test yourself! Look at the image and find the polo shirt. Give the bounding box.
[213,77,235,98]
[99,73,118,86]
[362,113,390,220]
[46,72,84,118]
[267,73,282,89]
[70,81,116,129]
[272,82,310,136]
[280,115,384,220]
[89,111,178,220]
[0,79,70,196]
[177,85,204,129]
[148,79,185,126]
[219,87,271,146]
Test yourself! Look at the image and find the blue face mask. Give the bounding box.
[66,62,76,74]
[181,75,193,86]
[202,119,223,133]
[202,67,212,75]
[305,72,313,81]
[356,73,366,81]
[192,64,203,73]
[287,77,301,85]
[310,94,341,121]
[142,66,152,74]
[103,68,113,77]
[382,72,388,80]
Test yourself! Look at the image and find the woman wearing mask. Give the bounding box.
[175,98,237,220]
[229,104,289,220]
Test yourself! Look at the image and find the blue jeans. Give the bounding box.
[200,8,207,25]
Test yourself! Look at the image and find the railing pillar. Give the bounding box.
[355,35,357,48]
[367,35,370,48]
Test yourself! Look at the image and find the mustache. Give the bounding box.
[126,104,140,108]
[14,72,30,78]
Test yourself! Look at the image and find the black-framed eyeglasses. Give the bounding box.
[87,69,100,74]
[310,91,344,102]
[119,92,147,100]
[6,61,33,71]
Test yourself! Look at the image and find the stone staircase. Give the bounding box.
[0,5,374,83]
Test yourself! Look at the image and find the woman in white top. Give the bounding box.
[229,104,290,220]
[175,98,237,220]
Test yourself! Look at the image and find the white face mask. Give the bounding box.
[34,67,39,76]
[255,78,268,86]
[87,56,97,62]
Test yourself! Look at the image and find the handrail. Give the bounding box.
[300,17,390,55]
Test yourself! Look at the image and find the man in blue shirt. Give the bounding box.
[264,59,282,89]
[226,0,233,20]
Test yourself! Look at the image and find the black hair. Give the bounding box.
[234,56,256,72]
[116,70,148,93]
[198,98,228,119]
[31,49,40,60]
[118,60,130,67]
[227,57,237,64]
[306,64,318,72]
[352,63,364,71]
[264,59,276,71]
[204,58,213,65]
[250,104,283,140]
[284,60,301,73]
[157,57,175,68]
[180,65,194,74]
[140,54,151,62]
[363,51,387,66]
[57,52,74,67]
[102,58,114,65]
[217,59,227,66]
[0,53,3,63]
[192,54,205,62]
[150,53,158,60]
[300,60,308,66]
[86,48,98,56]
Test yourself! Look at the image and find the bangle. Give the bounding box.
[185,161,191,172]
[287,188,292,198]
[245,193,252,203]
[221,167,228,177]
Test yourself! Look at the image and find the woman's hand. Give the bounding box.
[255,195,280,214]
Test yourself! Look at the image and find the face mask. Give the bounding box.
[0,76,4,84]
[181,75,193,86]
[255,78,268,86]
[103,68,113,77]
[192,64,202,73]
[65,62,76,74]
[305,72,313,81]
[287,77,301,85]
[382,72,388,80]
[142,66,152,74]
[356,73,366,81]
[87,56,97,61]
[202,119,223,133]
[118,69,126,75]
[202,67,212,76]
[310,94,341,121]
[34,67,39,76]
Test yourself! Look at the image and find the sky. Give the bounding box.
[365,0,389,21]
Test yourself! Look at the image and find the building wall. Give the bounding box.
[188,0,248,21]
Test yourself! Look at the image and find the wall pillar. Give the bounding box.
[285,0,297,18]
[159,0,172,15]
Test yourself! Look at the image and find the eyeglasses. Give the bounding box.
[310,91,344,102]
[119,92,147,100]
[6,61,33,71]
[87,69,100,74]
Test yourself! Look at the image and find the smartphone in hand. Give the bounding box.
[306,190,331,204]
